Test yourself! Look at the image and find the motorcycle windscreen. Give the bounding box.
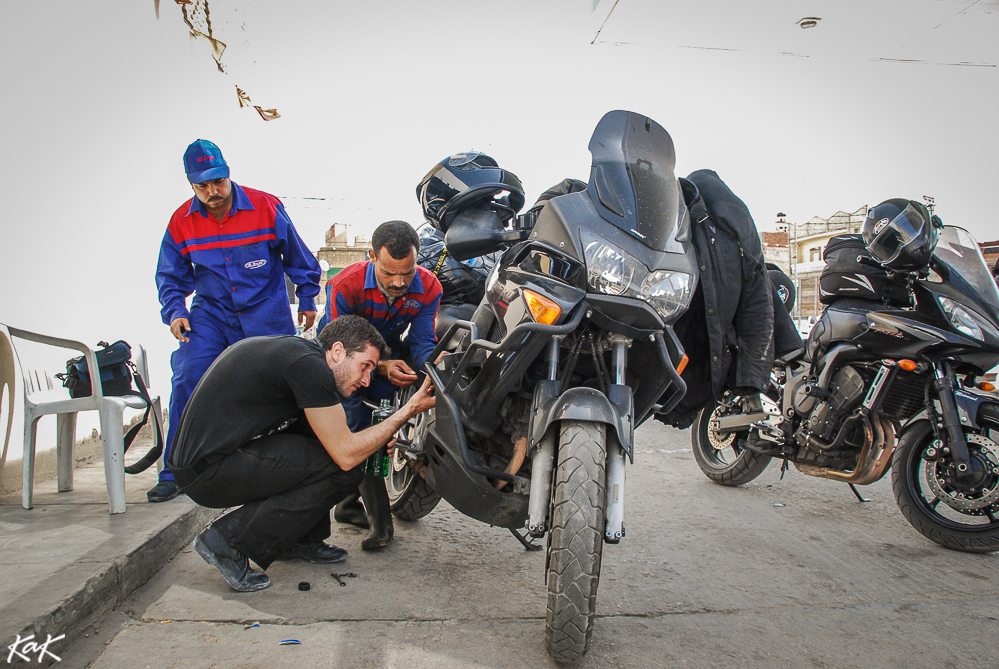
[587,110,682,252]
[931,226,999,310]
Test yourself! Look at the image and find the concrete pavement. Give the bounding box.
[70,420,999,669]
[0,442,218,668]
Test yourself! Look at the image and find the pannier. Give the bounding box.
[819,234,910,307]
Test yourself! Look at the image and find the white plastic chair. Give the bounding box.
[3,325,164,514]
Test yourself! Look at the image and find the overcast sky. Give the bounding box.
[1,0,996,457]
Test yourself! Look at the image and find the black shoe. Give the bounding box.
[333,492,369,529]
[281,541,348,564]
[147,480,179,503]
[194,526,271,592]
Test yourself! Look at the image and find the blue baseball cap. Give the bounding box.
[183,139,230,184]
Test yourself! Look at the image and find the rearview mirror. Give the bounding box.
[444,207,523,261]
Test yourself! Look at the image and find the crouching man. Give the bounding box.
[167,315,436,592]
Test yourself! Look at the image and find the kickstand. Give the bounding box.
[848,483,871,503]
[510,528,543,551]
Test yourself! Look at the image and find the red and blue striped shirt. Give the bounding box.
[156,183,320,337]
[318,261,442,368]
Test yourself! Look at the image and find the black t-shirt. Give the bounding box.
[168,336,343,469]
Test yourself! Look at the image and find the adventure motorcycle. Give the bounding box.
[387,110,697,662]
[691,223,999,553]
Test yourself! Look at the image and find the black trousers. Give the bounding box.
[173,432,361,569]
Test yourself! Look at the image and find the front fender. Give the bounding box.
[528,380,634,460]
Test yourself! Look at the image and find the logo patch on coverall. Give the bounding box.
[244,259,267,269]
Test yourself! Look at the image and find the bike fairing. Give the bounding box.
[156,182,321,336]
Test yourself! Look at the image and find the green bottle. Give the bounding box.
[365,399,394,478]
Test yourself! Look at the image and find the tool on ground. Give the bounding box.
[330,572,357,586]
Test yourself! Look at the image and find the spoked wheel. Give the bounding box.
[545,420,606,664]
[386,385,441,521]
[690,400,771,486]
[892,421,999,553]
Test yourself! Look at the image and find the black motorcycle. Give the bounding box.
[387,110,697,662]
[691,224,999,553]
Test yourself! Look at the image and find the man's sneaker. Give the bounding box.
[281,541,348,564]
[147,480,179,503]
[193,526,271,592]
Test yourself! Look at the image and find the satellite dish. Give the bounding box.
[319,259,330,272]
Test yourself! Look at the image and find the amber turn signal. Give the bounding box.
[676,354,689,376]
[523,289,562,325]
[898,359,917,371]
[981,381,996,392]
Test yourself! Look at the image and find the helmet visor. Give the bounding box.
[868,202,927,265]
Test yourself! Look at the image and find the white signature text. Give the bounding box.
[6,633,64,664]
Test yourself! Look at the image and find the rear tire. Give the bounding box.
[691,402,771,486]
[545,421,606,663]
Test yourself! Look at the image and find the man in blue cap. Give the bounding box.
[151,139,321,503]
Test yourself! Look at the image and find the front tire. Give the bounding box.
[691,402,771,486]
[892,421,999,553]
[545,421,607,663]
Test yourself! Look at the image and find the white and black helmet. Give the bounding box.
[862,198,939,271]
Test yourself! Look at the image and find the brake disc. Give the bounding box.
[707,405,737,451]
[925,433,999,512]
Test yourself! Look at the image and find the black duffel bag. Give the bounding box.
[56,341,163,474]
[819,233,911,307]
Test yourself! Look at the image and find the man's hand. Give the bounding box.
[378,359,419,387]
[299,310,317,331]
[170,317,191,342]
[403,376,436,417]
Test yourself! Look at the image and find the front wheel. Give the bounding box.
[691,401,771,486]
[545,421,607,663]
[891,421,999,553]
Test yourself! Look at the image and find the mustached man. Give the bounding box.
[153,139,321,503]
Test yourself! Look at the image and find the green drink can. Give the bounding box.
[365,399,394,478]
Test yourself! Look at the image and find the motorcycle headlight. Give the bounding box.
[582,230,693,323]
[938,296,999,341]
[642,270,694,323]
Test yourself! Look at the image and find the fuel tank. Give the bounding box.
[805,298,960,362]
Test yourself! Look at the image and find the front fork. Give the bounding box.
[525,335,630,544]
[931,361,974,479]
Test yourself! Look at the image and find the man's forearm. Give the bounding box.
[334,403,417,470]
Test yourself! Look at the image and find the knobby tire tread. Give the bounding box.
[545,421,607,663]
[390,475,441,521]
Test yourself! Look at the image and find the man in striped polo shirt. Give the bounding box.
[317,221,443,550]
[153,139,321,508]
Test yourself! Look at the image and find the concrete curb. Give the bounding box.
[2,505,220,667]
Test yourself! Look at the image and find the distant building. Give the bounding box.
[314,224,370,306]
[760,206,868,320]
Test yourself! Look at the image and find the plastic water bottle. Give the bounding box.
[364,399,394,478]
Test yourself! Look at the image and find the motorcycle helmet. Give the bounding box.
[862,198,938,271]
[416,152,526,232]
